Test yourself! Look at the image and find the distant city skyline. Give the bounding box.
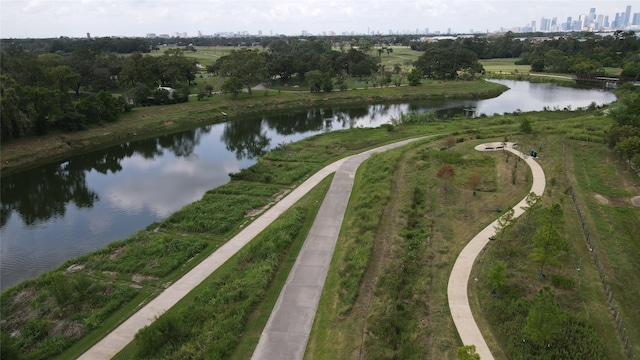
[0,1,638,39]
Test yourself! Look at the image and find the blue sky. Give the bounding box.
[0,0,635,38]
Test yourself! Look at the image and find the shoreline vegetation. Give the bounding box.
[1,80,508,175]
[2,79,638,360]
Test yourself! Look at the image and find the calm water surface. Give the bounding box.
[0,80,616,291]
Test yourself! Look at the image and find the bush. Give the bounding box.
[551,275,575,290]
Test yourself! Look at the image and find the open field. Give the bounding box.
[480,58,532,75]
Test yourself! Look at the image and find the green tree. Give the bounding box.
[414,43,484,80]
[544,49,567,73]
[610,84,640,128]
[345,48,378,78]
[76,90,121,124]
[614,135,640,169]
[621,59,640,80]
[520,191,542,224]
[524,287,564,347]
[48,65,80,94]
[28,86,65,135]
[569,59,603,75]
[520,118,533,134]
[457,345,480,360]
[529,220,565,276]
[129,83,152,105]
[214,48,267,95]
[68,48,99,95]
[120,52,156,86]
[487,261,507,294]
[305,70,324,93]
[0,75,32,140]
[407,68,423,86]
[221,77,244,96]
[158,48,197,87]
[606,124,640,148]
[494,208,515,248]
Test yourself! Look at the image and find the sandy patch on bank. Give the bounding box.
[595,193,640,207]
[594,194,610,205]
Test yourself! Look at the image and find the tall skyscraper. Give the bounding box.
[624,5,632,25]
[540,17,551,31]
[578,14,586,30]
[596,15,604,30]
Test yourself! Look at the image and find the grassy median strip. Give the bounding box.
[113,176,332,359]
[307,136,530,359]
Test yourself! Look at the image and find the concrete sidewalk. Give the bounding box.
[78,137,425,359]
[78,160,346,359]
[251,137,425,360]
[447,142,546,360]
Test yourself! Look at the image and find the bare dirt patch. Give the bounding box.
[594,193,636,207]
[132,273,158,283]
[109,246,126,260]
[66,264,85,273]
[245,189,291,217]
[594,193,610,205]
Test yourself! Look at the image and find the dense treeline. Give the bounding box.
[208,38,380,94]
[411,30,640,79]
[606,84,640,167]
[2,31,638,142]
[515,31,640,78]
[0,37,381,140]
[0,43,197,140]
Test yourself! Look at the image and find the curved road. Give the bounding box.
[447,142,546,360]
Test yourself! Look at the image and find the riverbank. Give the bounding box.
[0,80,507,175]
[2,107,635,360]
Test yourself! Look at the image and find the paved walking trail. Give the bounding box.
[78,137,425,359]
[80,138,541,359]
[447,142,546,360]
[251,137,425,359]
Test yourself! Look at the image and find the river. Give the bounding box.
[0,80,616,291]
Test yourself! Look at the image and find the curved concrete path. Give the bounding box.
[78,137,426,359]
[447,142,546,360]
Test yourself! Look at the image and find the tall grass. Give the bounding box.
[337,150,404,313]
[126,206,309,358]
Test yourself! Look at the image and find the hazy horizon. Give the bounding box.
[0,0,636,39]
